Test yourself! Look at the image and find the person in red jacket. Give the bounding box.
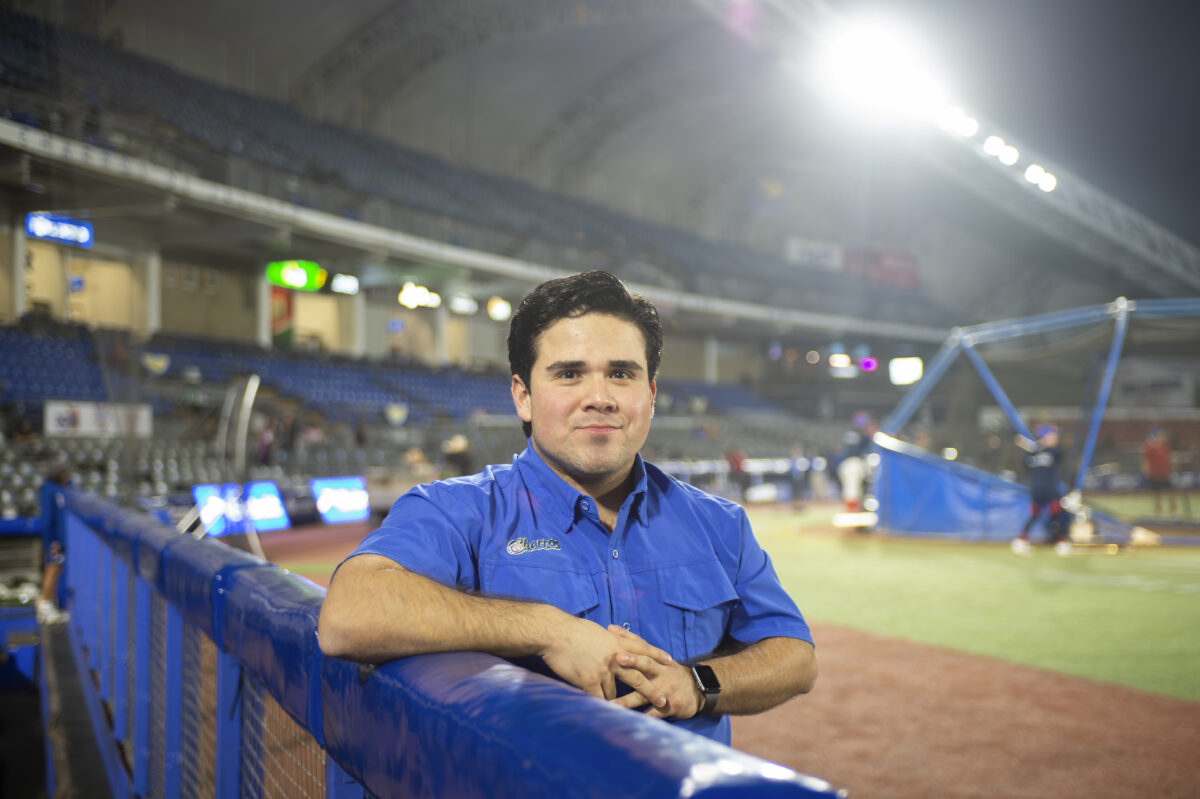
[1142,426,1176,517]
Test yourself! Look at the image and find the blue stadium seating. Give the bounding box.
[0,6,953,326]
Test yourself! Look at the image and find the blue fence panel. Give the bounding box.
[322,651,840,798]
[218,566,326,740]
[55,492,842,799]
[161,534,265,645]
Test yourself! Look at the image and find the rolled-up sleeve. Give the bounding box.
[727,509,812,646]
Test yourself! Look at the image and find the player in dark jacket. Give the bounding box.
[1011,424,1073,556]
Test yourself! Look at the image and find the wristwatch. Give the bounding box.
[690,663,722,715]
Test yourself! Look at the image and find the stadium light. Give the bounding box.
[805,350,821,365]
[398,282,441,309]
[330,273,359,295]
[486,296,512,322]
[814,18,947,121]
[1038,173,1058,192]
[936,106,978,138]
[998,144,1020,166]
[889,356,923,385]
[983,135,1005,156]
[448,294,479,315]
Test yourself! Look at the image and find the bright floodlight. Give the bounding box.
[1024,164,1046,183]
[816,18,947,120]
[983,135,1005,156]
[486,296,512,322]
[999,144,1019,166]
[889,356,923,385]
[1038,173,1058,192]
[936,106,978,138]
[398,282,441,309]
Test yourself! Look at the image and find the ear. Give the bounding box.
[512,374,532,424]
[649,377,657,418]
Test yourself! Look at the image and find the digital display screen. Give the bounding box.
[192,481,291,535]
[309,476,370,524]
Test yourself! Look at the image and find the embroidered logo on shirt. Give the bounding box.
[506,537,562,555]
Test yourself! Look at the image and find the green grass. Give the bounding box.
[749,506,1200,702]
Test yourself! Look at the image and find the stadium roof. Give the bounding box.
[16,0,1200,328]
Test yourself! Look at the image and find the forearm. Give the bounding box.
[318,554,564,663]
[700,636,817,716]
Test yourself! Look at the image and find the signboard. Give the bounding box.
[309,476,370,524]
[192,481,290,536]
[26,212,93,249]
[44,400,153,438]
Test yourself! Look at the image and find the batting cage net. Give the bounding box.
[877,299,1200,541]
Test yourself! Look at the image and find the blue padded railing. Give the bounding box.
[58,490,842,798]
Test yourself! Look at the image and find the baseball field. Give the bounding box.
[263,502,1200,798]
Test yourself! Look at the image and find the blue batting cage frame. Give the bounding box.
[875,297,1200,537]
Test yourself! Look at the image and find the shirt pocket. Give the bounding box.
[658,559,739,661]
[480,561,600,618]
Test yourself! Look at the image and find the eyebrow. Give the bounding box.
[543,359,645,373]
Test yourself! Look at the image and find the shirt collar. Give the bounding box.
[514,443,650,528]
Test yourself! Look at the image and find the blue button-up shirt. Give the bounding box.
[350,444,812,743]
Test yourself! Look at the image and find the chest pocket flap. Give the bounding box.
[658,558,739,660]
[660,557,738,610]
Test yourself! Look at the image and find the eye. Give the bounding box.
[558,369,579,380]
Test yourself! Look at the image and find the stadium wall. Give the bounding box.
[55,490,843,798]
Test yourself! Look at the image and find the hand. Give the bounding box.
[607,625,702,720]
[539,616,674,701]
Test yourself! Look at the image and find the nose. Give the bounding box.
[582,374,616,412]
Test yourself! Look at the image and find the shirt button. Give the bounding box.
[581,500,590,511]
[622,622,631,631]
[612,549,619,559]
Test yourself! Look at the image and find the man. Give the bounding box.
[319,271,816,744]
[1011,424,1073,556]
[1141,426,1176,517]
[835,411,877,512]
[39,459,72,623]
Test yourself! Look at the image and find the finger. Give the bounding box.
[611,667,668,710]
[601,675,617,701]
[613,651,661,677]
[607,627,675,665]
[610,691,649,710]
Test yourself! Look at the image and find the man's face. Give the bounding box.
[512,312,656,494]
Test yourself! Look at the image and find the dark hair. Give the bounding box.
[508,271,663,437]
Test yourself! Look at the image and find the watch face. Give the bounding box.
[692,663,721,693]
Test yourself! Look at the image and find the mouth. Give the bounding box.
[577,424,621,434]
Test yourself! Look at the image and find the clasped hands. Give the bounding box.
[542,618,702,720]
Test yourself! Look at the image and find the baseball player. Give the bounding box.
[1012,424,1073,556]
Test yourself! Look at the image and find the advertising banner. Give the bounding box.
[44,400,153,438]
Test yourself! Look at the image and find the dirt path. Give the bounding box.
[734,623,1200,798]
[263,524,1200,799]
